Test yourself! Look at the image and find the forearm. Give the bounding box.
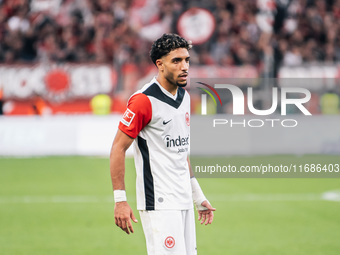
[187,156,194,178]
[110,144,127,191]
[109,130,134,205]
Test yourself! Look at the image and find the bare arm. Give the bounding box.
[110,129,134,190]
[187,156,195,178]
[110,129,137,234]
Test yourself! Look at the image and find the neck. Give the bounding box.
[156,75,178,96]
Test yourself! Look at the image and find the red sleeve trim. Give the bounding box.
[118,93,152,138]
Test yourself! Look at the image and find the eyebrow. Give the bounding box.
[171,57,190,62]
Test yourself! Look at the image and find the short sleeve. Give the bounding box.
[118,93,152,138]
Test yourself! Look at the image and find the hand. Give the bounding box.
[114,201,138,234]
[198,200,216,225]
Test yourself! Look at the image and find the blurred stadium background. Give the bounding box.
[0,0,339,254]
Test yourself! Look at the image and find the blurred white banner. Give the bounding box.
[0,115,133,157]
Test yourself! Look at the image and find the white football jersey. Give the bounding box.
[119,78,192,210]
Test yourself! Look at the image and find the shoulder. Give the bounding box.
[128,92,151,106]
[126,93,152,119]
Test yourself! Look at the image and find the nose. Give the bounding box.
[181,60,189,71]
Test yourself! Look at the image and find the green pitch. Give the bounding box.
[0,156,340,255]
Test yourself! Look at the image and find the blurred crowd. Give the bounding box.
[1,0,340,115]
[0,0,340,74]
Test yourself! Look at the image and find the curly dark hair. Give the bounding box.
[150,33,191,65]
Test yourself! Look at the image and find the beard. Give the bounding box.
[177,82,187,87]
[165,72,188,88]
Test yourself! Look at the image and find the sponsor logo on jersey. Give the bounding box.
[164,135,189,148]
[164,236,175,249]
[163,119,172,125]
[121,108,135,127]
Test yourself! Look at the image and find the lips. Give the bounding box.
[179,73,188,80]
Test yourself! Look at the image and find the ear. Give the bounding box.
[156,59,164,72]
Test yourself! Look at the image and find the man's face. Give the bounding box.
[159,48,190,87]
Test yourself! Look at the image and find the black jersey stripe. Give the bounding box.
[142,83,185,109]
[137,136,155,210]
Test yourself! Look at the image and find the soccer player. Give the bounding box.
[110,33,215,255]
